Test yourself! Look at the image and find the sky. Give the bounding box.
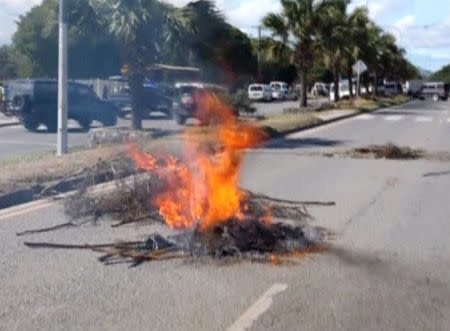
[0,0,449,71]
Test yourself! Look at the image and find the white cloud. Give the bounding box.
[395,14,450,49]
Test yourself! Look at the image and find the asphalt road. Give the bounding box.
[0,100,303,159]
[1,99,450,330]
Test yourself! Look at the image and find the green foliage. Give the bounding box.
[12,0,122,78]
[430,64,450,84]
[0,46,18,80]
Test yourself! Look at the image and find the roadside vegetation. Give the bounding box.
[1,0,419,129]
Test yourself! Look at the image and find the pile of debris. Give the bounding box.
[352,144,425,160]
[25,218,326,266]
[23,91,333,266]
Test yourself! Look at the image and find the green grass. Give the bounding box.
[258,113,323,136]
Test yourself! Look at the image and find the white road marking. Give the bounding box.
[355,114,374,120]
[447,118,450,123]
[415,116,433,122]
[384,115,403,121]
[227,283,288,331]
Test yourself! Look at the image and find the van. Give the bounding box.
[248,84,272,102]
[417,82,448,101]
[270,82,288,100]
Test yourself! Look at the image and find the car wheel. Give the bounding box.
[78,118,92,132]
[174,113,186,125]
[22,115,40,132]
[165,106,174,119]
[432,94,440,102]
[101,114,117,127]
[46,118,57,133]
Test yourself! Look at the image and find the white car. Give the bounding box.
[270,81,290,100]
[248,84,272,102]
[329,82,351,101]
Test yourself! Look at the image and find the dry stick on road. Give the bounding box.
[111,211,161,228]
[17,222,77,237]
[246,191,336,206]
[24,241,143,250]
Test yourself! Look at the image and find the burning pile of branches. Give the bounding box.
[28,91,333,265]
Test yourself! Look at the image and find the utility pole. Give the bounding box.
[257,25,262,83]
[57,0,68,156]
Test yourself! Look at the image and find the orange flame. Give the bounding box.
[128,91,266,231]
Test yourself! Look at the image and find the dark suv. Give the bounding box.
[8,79,118,132]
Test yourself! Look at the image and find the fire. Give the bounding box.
[128,91,266,231]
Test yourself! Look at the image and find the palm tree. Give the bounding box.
[316,0,349,102]
[263,0,335,108]
[106,0,168,129]
[343,7,371,98]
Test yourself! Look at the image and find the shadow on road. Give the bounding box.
[264,137,346,149]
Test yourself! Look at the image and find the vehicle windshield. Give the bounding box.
[250,86,263,91]
[271,84,281,90]
[1,1,449,331]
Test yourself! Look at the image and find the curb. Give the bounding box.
[275,111,360,137]
[275,100,410,137]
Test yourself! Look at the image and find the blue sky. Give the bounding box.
[1,0,449,71]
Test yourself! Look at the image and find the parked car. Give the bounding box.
[270,81,293,100]
[172,82,228,125]
[416,82,448,101]
[329,81,351,101]
[311,82,329,97]
[8,79,118,132]
[248,84,272,102]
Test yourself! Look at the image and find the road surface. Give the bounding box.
[0,99,449,330]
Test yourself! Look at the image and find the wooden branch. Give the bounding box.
[248,191,335,206]
[24,241,142,250]
[17,222,76,237]
[111,211,160,228]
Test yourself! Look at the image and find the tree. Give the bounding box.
[431,64,450,84]
[0,46,18,80]
[343,7,371,98]
[12,0,122,79]
[102,0,168,129]
[263,0,335,108]
[316,0,349,101]
[171,1,256,86]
